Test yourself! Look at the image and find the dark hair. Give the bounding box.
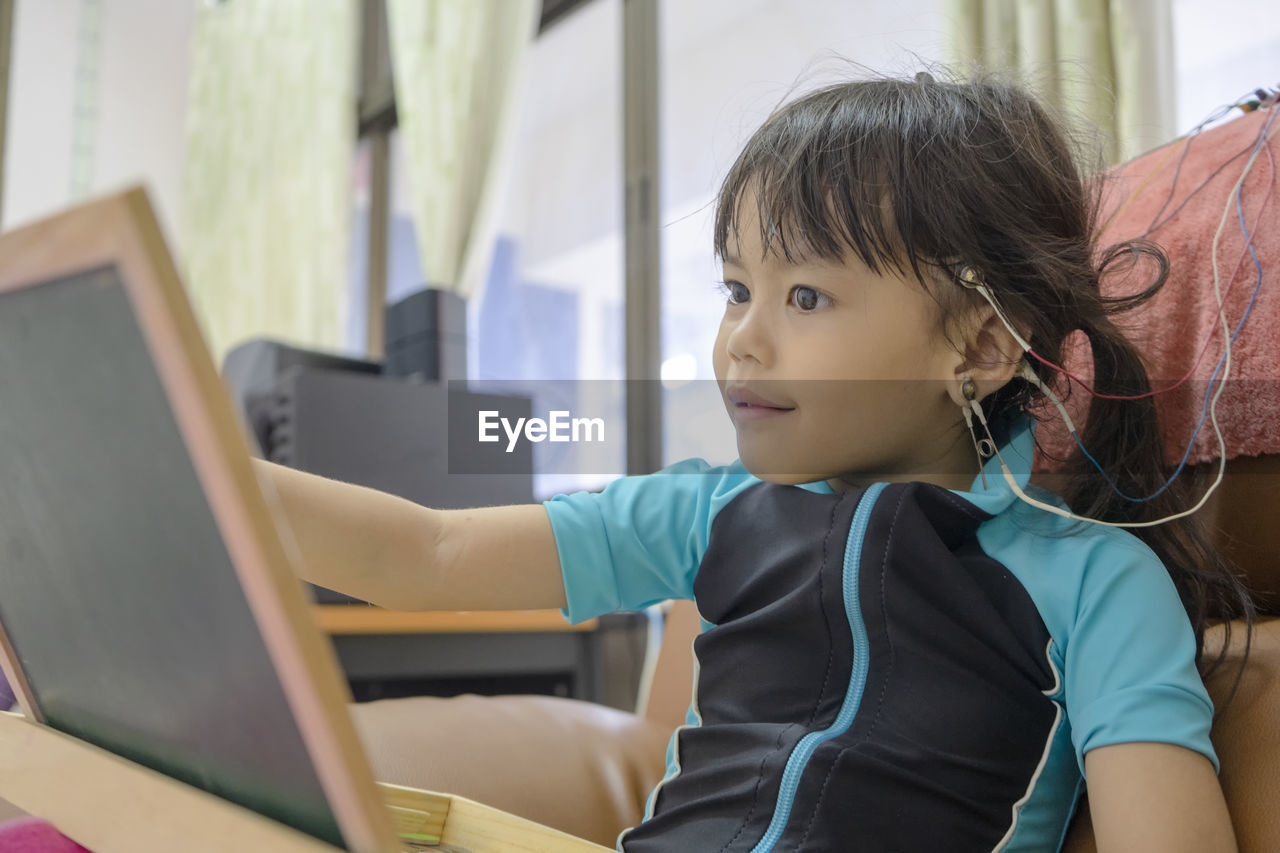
[712,70,1254,680]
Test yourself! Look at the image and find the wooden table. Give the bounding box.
[313,607,597,635]
[313,608,608,704]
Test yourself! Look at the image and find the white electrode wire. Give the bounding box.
[976,285,1034,353]
[972,115,1277,528]
[1015,360,1076,434]
[958,268,1035,353]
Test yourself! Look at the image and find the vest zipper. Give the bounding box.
[748,481,888,853]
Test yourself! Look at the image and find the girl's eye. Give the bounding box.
[719,280,750,305]
[791,285,829,311]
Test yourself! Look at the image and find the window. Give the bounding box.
[473,0,625,499]
[345,138,372,357]
[350,0,626,499]
[1173,0,1280,133]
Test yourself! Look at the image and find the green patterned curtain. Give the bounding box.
[181,0,357,364]
[385,0,538,299]
[947,0,1175,164]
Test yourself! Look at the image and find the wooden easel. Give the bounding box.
[0,711,609,853]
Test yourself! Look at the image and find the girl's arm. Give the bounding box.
[1084,742,1237,852]
[250,458,567,612]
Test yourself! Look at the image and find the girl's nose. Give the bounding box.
[724,305,774,366]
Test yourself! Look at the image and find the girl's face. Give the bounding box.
[712,201,978,490]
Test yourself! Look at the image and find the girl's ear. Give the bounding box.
[948,304,1026,403]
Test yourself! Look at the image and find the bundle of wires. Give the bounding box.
[976,88,1279,526]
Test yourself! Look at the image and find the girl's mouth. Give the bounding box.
[725,386,795,422]
[732,402,795,422]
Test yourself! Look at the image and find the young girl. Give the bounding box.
[258,72,1252,852]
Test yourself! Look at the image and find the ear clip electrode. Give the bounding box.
[956,266,1033,354]
[960,376,994,489]
[956,265,1078,429]
[954,265,1124,521]
[953,265,1231,528]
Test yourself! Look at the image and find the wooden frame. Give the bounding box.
[0,188,398,852]
[0,710,612,852]
[0,710,345,852]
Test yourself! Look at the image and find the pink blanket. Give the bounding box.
[1034,106,1279,470]
[0,818,92,852]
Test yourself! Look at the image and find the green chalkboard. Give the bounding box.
[0,265,346,848]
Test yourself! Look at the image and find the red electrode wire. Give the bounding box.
[1027,132,1275,401]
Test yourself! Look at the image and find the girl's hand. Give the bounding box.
[1084,742,1237,852]
[253,458,567,612]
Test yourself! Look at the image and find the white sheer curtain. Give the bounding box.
[181,0,357,363]
[947,0,1176,163]
[385,0,539,300]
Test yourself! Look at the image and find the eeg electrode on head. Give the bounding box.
[946,89,1274,526]
[955,266,1033,354]
[950,264,1231,528]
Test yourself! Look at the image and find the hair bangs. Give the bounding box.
[713,84,944,283]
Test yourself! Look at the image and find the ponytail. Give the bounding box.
[1044,241,1255,681]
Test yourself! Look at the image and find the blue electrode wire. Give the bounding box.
[1059,102,1277,504]
[970,91,1278,508]
[1136,88,1270,239]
